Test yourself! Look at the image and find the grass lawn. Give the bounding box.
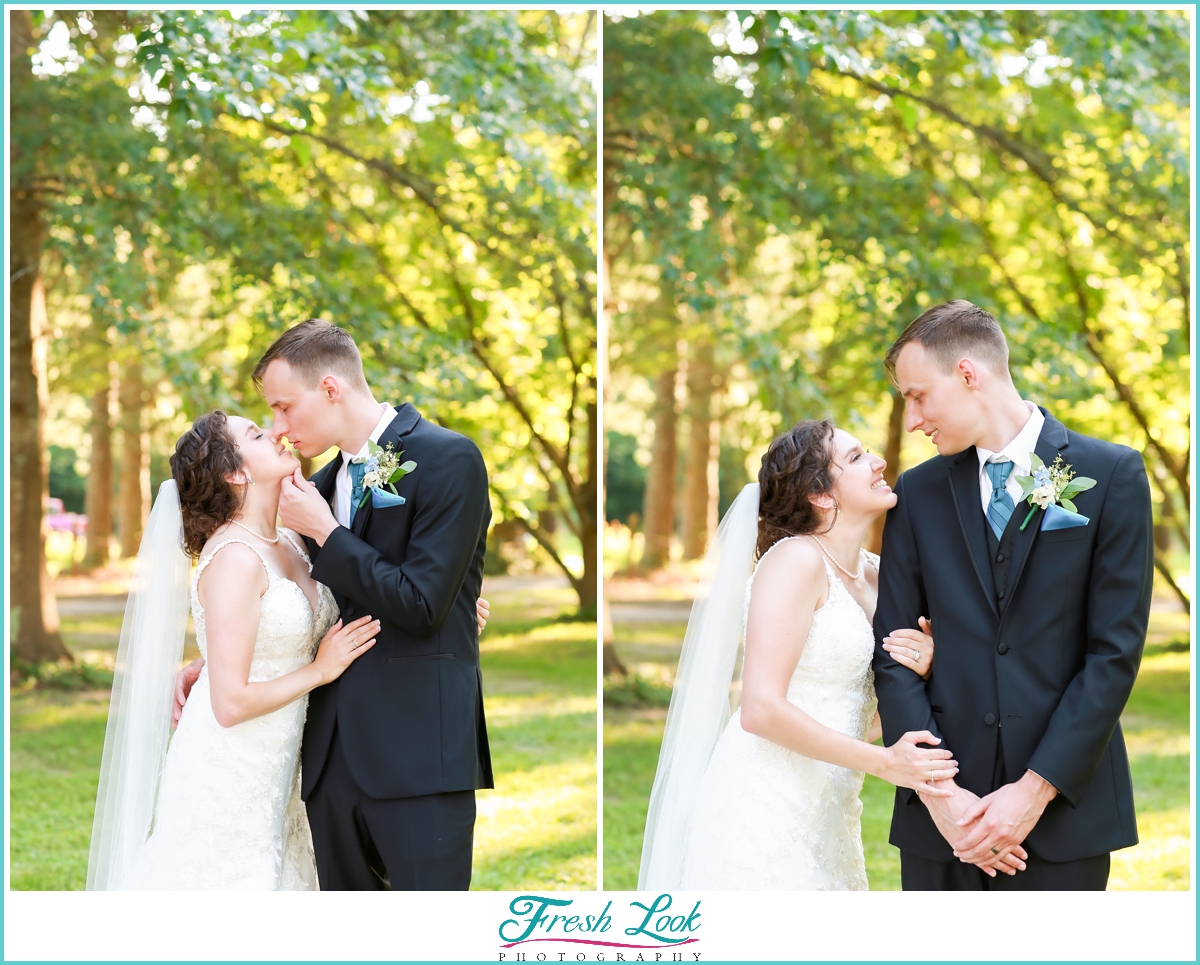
[9,577,596,891]
[603,602,1190,891]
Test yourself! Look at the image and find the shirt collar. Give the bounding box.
[343,404,398,465]
[976,401,1044,478]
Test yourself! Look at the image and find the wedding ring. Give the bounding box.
[990,847,1000,855]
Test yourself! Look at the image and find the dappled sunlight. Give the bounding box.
[474,758,597,890]
[1111,807,1191,890]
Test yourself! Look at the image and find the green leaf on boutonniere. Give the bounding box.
[1059,478,1096,499]
[1059,497,1077,513]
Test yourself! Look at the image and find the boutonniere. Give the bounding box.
[358,441,417,509]
[1013,453,1096,531]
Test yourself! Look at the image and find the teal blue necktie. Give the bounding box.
[348,458,367,525]
[985,459,1015,540]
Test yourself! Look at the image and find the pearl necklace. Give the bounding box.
[230,519,279,544]
[808,534,862,580]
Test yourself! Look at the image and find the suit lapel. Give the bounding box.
[1002,409,1069,617]
[948,449,1000,620]
[313,455,340,506]
[348,403,420,541]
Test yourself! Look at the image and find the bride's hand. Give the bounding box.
[883,616,934,679]
[881,730,958,797]
[171,658,205,730]
[312,615,379,685]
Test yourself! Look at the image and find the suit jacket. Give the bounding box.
[300,403,494,801]
[872,408,1153,862]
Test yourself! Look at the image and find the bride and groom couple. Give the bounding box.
[87,319,493,891]
[642,300,1154,891]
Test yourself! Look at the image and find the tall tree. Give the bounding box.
[10,10,68,663]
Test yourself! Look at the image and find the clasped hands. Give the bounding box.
[919,767,1058,877]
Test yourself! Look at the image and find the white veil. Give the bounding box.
[87,480,191,890]
[638,482,760,889]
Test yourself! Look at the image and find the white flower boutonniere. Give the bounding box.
[1012,453,1096,531]
[358,441,417,510]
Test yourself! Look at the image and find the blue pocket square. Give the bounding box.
[369,486,406,508]
[1041,502,1088,531]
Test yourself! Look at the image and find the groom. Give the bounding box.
[262,318,492,889]
[872,300,1153,890]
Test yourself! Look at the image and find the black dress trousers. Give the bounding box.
[305,726,476,891]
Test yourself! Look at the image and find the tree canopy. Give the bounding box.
[14,9,598,655]
[604,9,1189,598]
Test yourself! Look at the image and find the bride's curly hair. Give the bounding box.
[756,419,838,560]
[170,410,246,558]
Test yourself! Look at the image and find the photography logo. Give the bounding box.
[498,894,702,961]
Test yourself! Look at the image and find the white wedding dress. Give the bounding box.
[120,530,338,890]
[678,539,879,890]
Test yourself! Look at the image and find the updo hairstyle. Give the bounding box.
[170,410,246,558]
[755,419,838,560]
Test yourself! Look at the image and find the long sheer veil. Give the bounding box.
[87,480,191,890]
[638,482,760,889]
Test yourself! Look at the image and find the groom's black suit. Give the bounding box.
[872,409,1153,890]
[300,403,493,890]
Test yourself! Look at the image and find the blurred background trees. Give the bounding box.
[11,9,597,665]
[604,9,1190,608]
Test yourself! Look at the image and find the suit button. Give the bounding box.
[997,588,1006,599]
[984,713,997,726]
[996,553,1006,564]
[997,641,1009,655]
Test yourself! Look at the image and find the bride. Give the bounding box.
[640,419,955,891]
[86,410,485,890]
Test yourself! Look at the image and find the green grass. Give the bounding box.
[9,582,597,891]
[604,614,1190,891]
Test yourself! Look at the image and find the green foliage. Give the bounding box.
[605,10,1189,567]
[25,9,597,601]
[12,656,115,692]
[604,431,646,524]
[47,446,87,514]
[603,670,672,709]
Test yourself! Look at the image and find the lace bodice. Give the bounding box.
[191,529,336,677]
[680,536,880,890]
[741,537,879,740]
[121,528,338,890]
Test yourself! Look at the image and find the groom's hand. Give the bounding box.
[951,769,1057,870]
[279,467,338,546]
[920,779,1028,876]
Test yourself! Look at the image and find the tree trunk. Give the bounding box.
[10,10,68,664]
[641,364,679,570]
[84,381,114,571]
[576,390,599,611]
[868,388,905,555]
[118,364,150,557]
[682,342,718,560]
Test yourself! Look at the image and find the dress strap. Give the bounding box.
[277,529,312,574]
[195,538,275,588]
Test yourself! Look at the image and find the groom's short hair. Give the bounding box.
[885,299,1010,382]
[253,318,369,392]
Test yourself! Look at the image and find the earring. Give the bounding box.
[245,471,255,486]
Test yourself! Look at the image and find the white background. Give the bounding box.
[5,890,1196,961]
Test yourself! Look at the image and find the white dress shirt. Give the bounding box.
[333,403,398,528]
[974,401,1045,515]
